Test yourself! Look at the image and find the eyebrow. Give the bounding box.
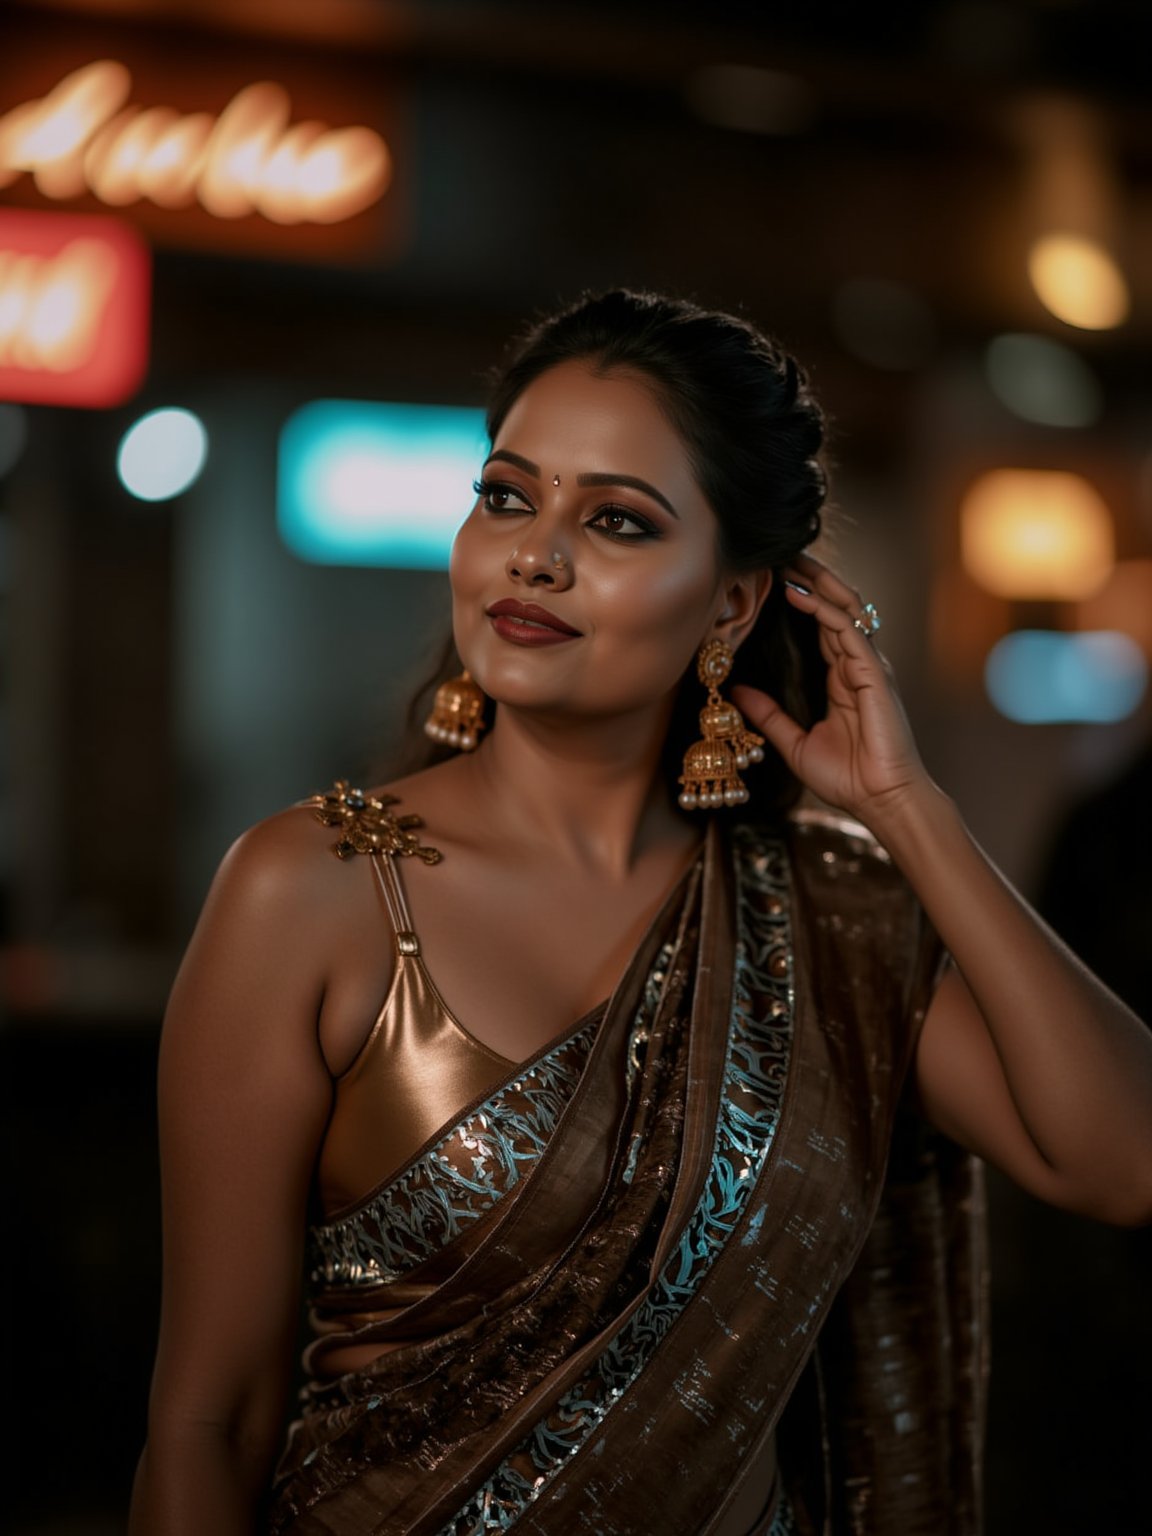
[485,449,539,477]
[484,450,680,519]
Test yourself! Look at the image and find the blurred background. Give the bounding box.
[1,0,1149,1530]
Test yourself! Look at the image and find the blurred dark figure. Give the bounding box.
[1037,737,1152,1023]
[985,734,1152,1536]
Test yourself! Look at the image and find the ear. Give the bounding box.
[711,568,773,650]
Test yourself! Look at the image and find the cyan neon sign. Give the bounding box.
[277,399,488,569]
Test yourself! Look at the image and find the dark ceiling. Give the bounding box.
[4,0,1150,440]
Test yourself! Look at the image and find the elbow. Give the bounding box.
[1100,1203,1152,1230]
[1111,1151,1152,1226]
[1072,1171,1152,1228]
[1108,1185,1152,1229]
[1039,1151,1152,1226]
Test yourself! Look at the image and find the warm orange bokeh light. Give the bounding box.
[0,61,391,226]
[1075,560,1152,659]
[960,468,1114,600]
[1028,233,1130,330]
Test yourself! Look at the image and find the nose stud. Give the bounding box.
[509,549,569,575]
[552,474,561,486]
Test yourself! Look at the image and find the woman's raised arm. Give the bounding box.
[735,554,1152,1227]
[129,813,345,1536]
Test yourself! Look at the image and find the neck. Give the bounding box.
[460,701,688,876]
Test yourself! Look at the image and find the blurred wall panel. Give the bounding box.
[172,382,456,919]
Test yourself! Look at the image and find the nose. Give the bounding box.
[506,538,574,590]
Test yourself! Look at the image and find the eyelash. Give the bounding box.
[472,478,529,513]
[471,478,660,542]
[591,505,660,542]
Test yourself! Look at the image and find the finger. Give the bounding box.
[786,559,884,642]
[731,685,806,771]
[819,619,846,672]
[786,559,869,624]
[785,580,877,657]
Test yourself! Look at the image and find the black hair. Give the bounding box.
[406,289,829,814]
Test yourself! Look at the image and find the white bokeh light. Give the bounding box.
[117,407,208,501]
[985,333,1102,428]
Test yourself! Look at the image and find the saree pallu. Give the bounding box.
[271,813,987,1535]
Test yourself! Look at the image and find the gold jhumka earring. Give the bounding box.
[424,670,486,751]
[678,639,764,810]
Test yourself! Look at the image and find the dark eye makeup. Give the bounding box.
[473,477,533,513]
[586,505,660,541]
[472,478,661,542]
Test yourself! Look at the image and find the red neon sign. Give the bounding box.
[0,209,150,408]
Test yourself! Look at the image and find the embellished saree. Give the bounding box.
[271,812,986,1535]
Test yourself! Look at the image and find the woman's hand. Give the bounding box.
[732,553,930,829]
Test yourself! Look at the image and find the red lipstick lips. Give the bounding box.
[486,599,582,646]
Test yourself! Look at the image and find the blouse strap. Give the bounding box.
[368,854,422,958]
[306,779,442,957]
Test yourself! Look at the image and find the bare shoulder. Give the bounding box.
[167,791,386,1075]
[217,797,349,896]
[196,793,377,962]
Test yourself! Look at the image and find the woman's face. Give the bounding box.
[451,360,741,722]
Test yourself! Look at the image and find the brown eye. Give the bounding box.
[473,478,533,514]
[588,504,659,541]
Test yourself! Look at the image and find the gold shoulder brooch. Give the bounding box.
[309,780,442,864]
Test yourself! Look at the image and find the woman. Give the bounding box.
[130,291,1152,1536]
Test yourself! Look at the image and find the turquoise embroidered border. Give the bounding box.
[437,826,794,1533]
[309,1023,597,1289]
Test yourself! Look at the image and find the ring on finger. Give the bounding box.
[852,602,881,638]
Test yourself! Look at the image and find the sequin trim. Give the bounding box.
[437,825,794,1533]
[309,1022,599,1289]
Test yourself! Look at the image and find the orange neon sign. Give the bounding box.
[0,209,150,408]
[0,61,392,226]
